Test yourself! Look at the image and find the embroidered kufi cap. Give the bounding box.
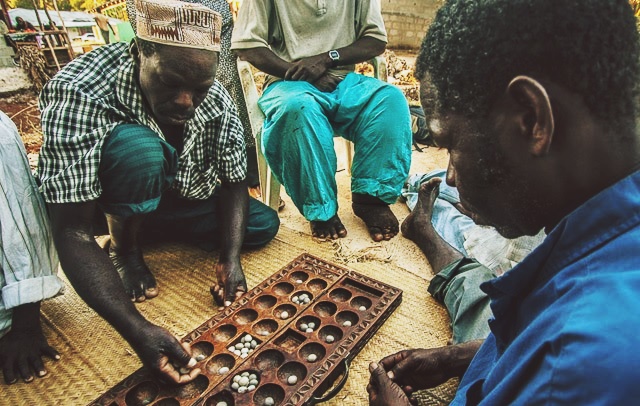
[135,0,221,51]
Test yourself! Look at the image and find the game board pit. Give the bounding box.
[299,342,326,363]
[252,319,279,337]
[253,294,277,309]
[313,301,337,317]
[277,361,307,386]
[274,329,307,352]
[272,282,294,296]
[307,278,328,291]
[254,349,285,371]
[211,324,237,342]
[329,288,352,302]
[253,383,285,406]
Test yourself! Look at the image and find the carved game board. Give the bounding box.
[90,254,403,406]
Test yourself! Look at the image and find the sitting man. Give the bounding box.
[402,170,545,344]
[0,111,65,384]
[368,0,640,404]
[230,0,412,242]
[38,0,279,383]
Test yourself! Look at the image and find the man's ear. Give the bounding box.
[507,76,554,156]
[129,40,140,65]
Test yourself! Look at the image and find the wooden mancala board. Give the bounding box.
[90,253,403,406]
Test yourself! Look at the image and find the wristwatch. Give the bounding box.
[328,49,340,65]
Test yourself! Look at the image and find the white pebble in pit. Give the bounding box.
[287,375,298,385]
[264,396,275,406]
[325,335,335,343]
[280,311,289,319]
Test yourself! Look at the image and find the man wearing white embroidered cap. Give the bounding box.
[37,0,279,384]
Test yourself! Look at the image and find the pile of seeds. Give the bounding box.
[299,321,316,333]
[231,371,259,393]
[228,334,258,358]
[292,293,311,305]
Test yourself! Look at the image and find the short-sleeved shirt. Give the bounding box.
[38,42,247,204]
[231,0,387,79]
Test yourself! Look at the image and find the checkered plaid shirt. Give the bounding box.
[38,42,247,204]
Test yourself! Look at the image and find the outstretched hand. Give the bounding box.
[210,258,247,309]
[367,362,413,406]
[0,324,59,384]
[377,348,454,393]
[129,322,200,384]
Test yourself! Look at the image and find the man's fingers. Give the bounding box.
[176,367,201,384]
[369,362,389,383]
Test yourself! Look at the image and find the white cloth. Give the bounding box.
[0,111,64,337]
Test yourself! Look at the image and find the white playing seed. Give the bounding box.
[296,279,303,284]
[249,379,259,386]
[241,348,249,355]
[241,353,248,358]
[251,340,257,348]
[241,372,250,377]
[195,354,206,361]
[280,311,289,319]
[235,343,244,350]
[249,373,258,380]
[216,402,228,406]
[239,376,250,386]
[307,354,317,362]
[233,375,241,383]
[265,396,275,406]
[218,366,230,374]
[300,323,308,330]
[304,297,310,304]
[261,331,269,336]
[308,322,315,329]
[247,384,256,391]
[244,334,253,342]
[359,305,367,311]
[326,335,335,343]
[292,296,299,303]
[287,375,298,385]
[238,386,247,394]
[234,350,242,356]
[228,346,235,352]
[231,382,239,390]
[342,320,352,327]
[306,328,313,333]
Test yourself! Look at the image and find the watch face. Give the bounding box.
[329,50,340,60]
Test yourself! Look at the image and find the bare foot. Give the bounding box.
[310,214,348,241]
[109,247,158,302]
[352,193,399,242]
[401,178,441,241]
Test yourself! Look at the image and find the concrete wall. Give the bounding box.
[0,41,16,68]
[381,0,442,50]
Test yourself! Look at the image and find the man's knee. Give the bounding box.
[99,124,177,209]
[245,199,280,247]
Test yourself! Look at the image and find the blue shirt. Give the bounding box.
[453,170,640,405]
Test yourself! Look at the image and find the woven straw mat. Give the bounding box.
[3,226,458,405]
